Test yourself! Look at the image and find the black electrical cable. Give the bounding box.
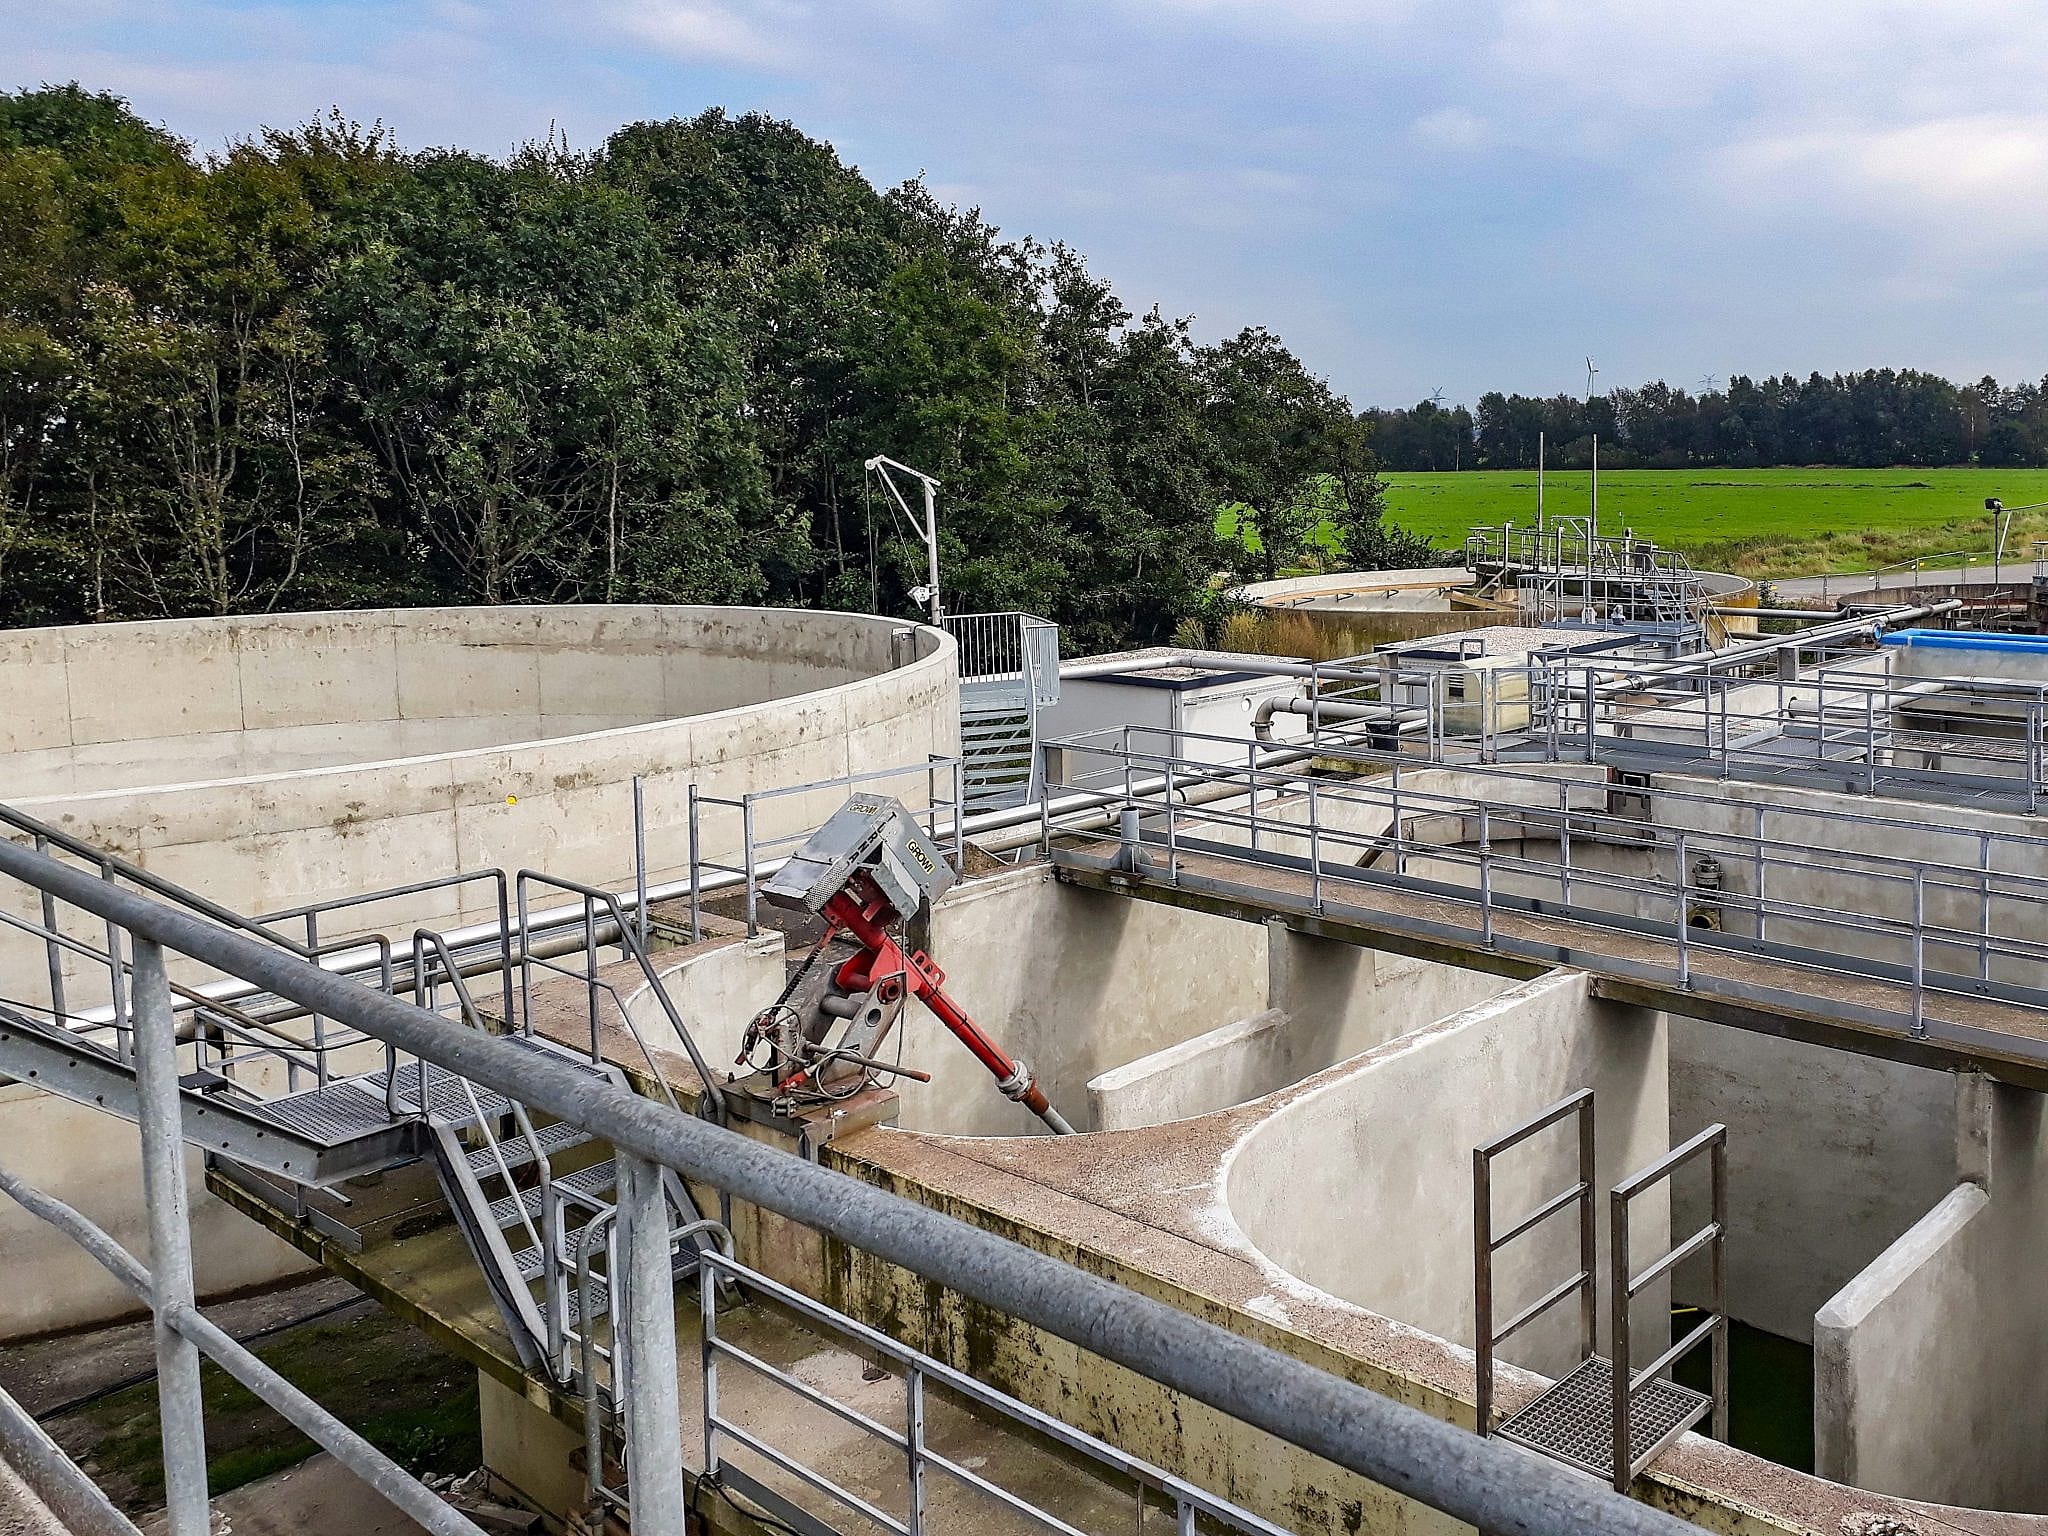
[692,1471,808,1536]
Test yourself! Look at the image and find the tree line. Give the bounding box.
[0,86,1434,650]
[1369,371,2048,472]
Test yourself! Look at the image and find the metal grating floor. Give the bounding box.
[250,1077,408,1142]
[1495,1356,1709,1483]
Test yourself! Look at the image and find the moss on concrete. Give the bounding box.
[48,1305,478,1514]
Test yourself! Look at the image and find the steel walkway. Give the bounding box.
[1051,830,2048,1088]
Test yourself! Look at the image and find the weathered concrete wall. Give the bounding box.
[1088,931,1508,1130]
[0,604,955,1340]
[2,607,954,949]
[1669,1019,1956,1344]
[1648,773,2048,987]
[1814,1080,2048,1513]
[899,865,1269,1136]
[624,931,788,1069]
[0,1081,309,1337]
[1225,971,1670,1377]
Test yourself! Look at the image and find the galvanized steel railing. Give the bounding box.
[0,825,1705,1536]
[1048,722,2048,1042]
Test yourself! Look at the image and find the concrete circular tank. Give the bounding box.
[0,605,958,933]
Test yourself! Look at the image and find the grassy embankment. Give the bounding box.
[1219,467,2048,578]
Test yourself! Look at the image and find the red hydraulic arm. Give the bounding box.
[821,886,1075,1135]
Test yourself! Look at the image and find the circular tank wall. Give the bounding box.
[0,605,958,935]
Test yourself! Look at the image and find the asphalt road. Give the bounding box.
[1774,563,2034,598]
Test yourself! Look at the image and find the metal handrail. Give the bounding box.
[700,1250,1294,1536]
[687,756,969,937]
[1611,1125,1727,1492]
[1474,1091,1596,1437]
[0,829,1705,1536]
[1055,732,2048,970]
[514,870,724,1123]
[1051,739,2048,1044]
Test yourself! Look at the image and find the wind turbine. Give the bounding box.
[1429,387,1446,408]
[1584,357,1599,401]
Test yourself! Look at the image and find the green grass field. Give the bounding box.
[1220,467,2048,579]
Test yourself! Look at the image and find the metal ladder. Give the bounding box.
[1474,1092,1729,1492]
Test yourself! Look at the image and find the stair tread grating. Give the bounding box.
[488,1160,617,1228]
[539,1280,611,1328]
[242,1076,410,1143]
[465,1120,593,1178]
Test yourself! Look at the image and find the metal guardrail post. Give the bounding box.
[1308,777,1324,915]
[1478,805,1493,947]
[1557,780,1573,908]
[1388,767,1405,878]
[741,794,759,937]
[1674,831,1690,990]
[1911,870,1927,1038]
[35,833,65,1029]
[1979,832,1994,984]
[1753,807,1767,946]
[100,862,131,1059]
[952,758,967,872]
[133,938,210,1536]
[633,776,650,949]
[1710,1133,1728,1443]
[2031,702,2042,817]
[1247,742,1261,854]
[1165,760,1179,882]
[906,1368,928,1536]
[699,1248,721,1480]
[687,783,702,944]
[617,1154,686,1536]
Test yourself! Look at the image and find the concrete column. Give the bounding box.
[132,938,209,1536]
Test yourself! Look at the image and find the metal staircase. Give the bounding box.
[0,805,724,1421]
[406,930,717,1391]
[944,611,1060,811]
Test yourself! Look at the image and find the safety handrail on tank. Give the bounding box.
[1474,1091,1597,1438]
[685,755,967,938]
[1077,750,2048,974]
[514,870,723,1123]
[1610,1125,1727,1491]
[0,896,398,1096]
[698,1247,1295,1536]
[1044,724,2048,1035]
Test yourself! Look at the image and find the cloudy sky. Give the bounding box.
[5,0,2045,406]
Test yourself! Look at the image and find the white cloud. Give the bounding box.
[1410,107,1485,151]
[606,0,804,69]
[1713,112,2048,261]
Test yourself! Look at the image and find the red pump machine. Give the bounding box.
[737,795,1075,1135]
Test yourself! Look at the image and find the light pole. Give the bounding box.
[866,455,943,625]
[1983,497,2048,589]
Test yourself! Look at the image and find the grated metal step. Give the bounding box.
[465,1120,593,1179]
[1495,1355,1710,1484]
[252,1075,416,1142]
[358,1063,513,1127]
[488,1160,617,1228]
[539,1279,611,1329]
